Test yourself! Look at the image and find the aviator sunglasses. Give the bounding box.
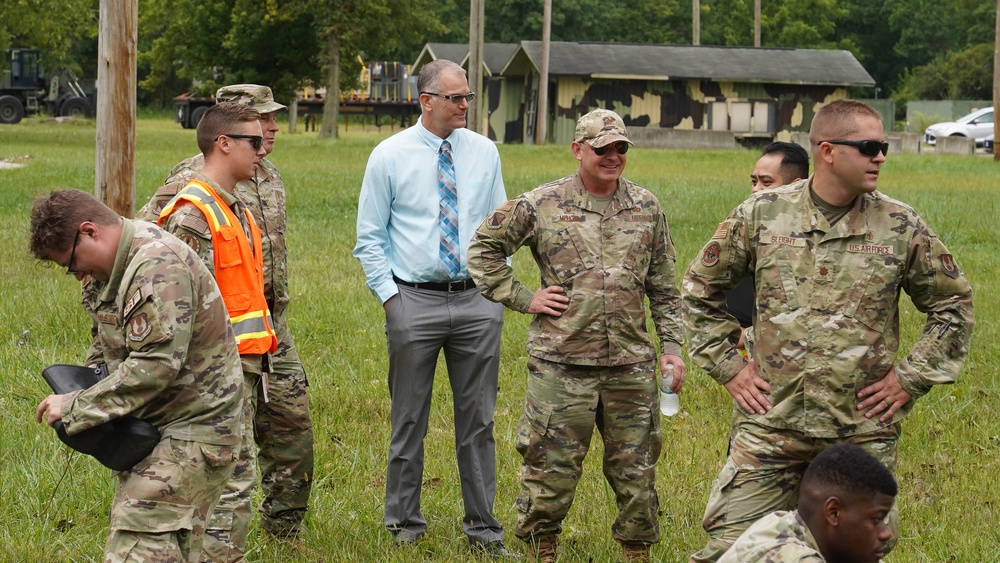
[821,139,889,157]
[216,134,264,150]
[589,141,630,156]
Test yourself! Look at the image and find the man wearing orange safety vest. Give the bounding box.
[156,101,277,562]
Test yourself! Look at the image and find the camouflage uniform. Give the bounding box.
[140,150,314,538]
[682,179,974,562]
[717,511,823,563]
[140,173,265,561]
[71,219,243,562]
[467,171,684,545]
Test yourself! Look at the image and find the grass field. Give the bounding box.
[1,116,997,562]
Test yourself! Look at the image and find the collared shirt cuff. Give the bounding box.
[375,279,399,304]
[711,351,750,385]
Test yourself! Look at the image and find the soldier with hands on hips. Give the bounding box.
[468,108,686,563]
[683,99,974,562]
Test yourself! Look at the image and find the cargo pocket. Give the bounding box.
[701,458,740,533]
[111,499,197,533]
[514,400,551,470]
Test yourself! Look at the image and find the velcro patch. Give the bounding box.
[486,211,506,229]
[702,241,721,267]
[123,288,145,318]
[712,222,729,239]
[179,234,202,254]
[848,243,893,255]
[179,214,210,236]
[128,313,153,342]
[940,254,959,279]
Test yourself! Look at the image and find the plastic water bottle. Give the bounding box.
[660,364,680,416]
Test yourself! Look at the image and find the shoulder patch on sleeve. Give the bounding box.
[939,254,959,279]
[127,313,153,342]
[481,199,522,235]
[123,287,146,318]
[179,213,211,236]
[155,184,180,198]
[712,221,732,240]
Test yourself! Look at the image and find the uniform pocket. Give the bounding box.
[216,225,245,269]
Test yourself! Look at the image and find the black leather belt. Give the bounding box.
[393,275,476,292]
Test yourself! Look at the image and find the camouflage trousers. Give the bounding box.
[514,357,661,544]
[254,329,313,537]
[201,368,259,562]
[690,420,900,563]
[105,437,236,563]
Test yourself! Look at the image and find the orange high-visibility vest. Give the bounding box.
[158,180,278,356]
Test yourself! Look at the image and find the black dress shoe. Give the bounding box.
[475,540,520,559]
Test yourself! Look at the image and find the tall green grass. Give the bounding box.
[1,118,997,561]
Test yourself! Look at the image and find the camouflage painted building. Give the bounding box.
[415,41,875,145]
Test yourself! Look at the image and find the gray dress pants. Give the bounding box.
[383,283,505,544]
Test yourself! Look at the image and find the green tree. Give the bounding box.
[895,43,995,100]
[0,0,97,74]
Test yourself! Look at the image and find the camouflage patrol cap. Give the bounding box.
[575,109,634,148]
[215,84,287,114]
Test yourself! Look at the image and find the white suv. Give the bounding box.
[923,107,994,146]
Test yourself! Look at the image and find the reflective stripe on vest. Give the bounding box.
[158,180,278,355]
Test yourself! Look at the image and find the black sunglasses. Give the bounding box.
[590,141,629,156]
[421,91,476,104]
[216,134,264,150]
[822,139,888,157]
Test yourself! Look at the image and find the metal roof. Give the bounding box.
[412,43,520,77]
[508,41,875,87]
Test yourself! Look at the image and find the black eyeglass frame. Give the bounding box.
[420,91,476,104]
[588,141,630,156]
[215,134,264,150]
[66,227,82,275]
[820,139,889,157]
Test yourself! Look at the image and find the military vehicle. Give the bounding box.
[0,48,96,124]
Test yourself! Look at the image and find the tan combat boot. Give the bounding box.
[527,534,557,563]
[621,541,650,563]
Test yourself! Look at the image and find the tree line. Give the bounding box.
[1,0,995,111]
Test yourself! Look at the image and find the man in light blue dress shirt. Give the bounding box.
[354,59,513,559]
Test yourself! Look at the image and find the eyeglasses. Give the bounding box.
[821,139,888,157]
[589,141,630,156]
[66,229,81,275]
[215,134,264,150]
[421,91,476,104]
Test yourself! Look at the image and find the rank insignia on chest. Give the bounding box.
[702,241,721,267]
[128,313,153,342]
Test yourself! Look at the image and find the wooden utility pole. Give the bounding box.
[693,0,701,45]
[994,0,999,161]
[468,0,485,134]
[535,0,552,145]
[95,0,137,216]
[754,0,761,47]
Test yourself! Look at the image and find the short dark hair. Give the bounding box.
[762,141,809,182]
[196,102,261,156]
[803,443,898,499]
[29,189,120,260]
